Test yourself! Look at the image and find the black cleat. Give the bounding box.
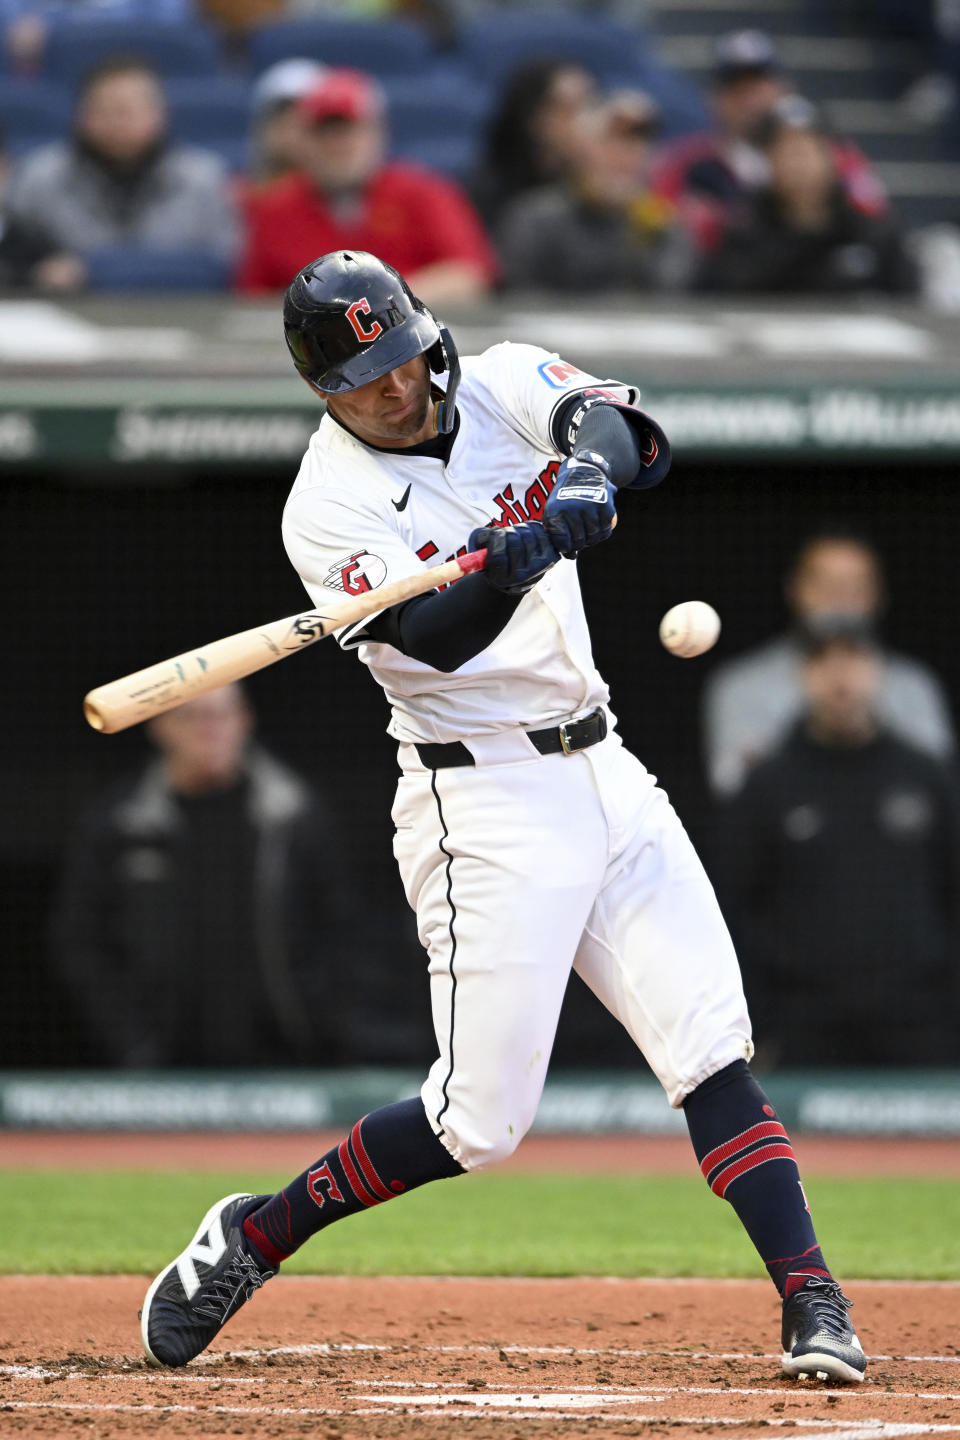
[781,1275,866,1383]
[140,1192,276,1367]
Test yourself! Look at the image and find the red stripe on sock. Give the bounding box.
[784,1268,832,1297]
[767,1241,826,1266]
[699,1120,789,1181]
[711,1142,797,1198]
[243,1213,288,1268]
[338,1138,380,1208]
[350,1120,396,1203]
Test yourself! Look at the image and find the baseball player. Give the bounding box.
[141,249,865,1384]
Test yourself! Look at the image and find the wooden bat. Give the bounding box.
[84,549,488,734]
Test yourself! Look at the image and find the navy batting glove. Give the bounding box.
[468,521,560,596]
[542,451,616,559]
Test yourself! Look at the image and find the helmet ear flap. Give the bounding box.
[432,325,460,435]
[426,337,446,375]
[420,302,448,376]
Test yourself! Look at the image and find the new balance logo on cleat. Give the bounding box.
[781,1276,866,1384]
[140,1192,276,1367]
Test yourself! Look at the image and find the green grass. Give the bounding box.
[3,1170,958,1279]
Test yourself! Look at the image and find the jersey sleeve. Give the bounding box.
[282,486,434,652]
[473,341,642,454]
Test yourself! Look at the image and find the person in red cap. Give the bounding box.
[237,67,496,305]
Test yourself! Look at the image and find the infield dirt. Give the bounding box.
[2,1274,960,1438]
[2,1134,958,1438]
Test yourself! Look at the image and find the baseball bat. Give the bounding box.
[84,548,488,735]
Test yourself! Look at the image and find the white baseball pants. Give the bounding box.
[392,727,753,1172]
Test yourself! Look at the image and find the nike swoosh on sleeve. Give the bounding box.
[391,484,412,512]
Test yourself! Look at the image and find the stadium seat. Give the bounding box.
[248,19,431,81]
[386,84,490,154]
[459,12,648,86]
[0,80,72,156]
[43,19,221,87]
[389,133,478,182]
[164,75,252,144]
[85,247,232,291]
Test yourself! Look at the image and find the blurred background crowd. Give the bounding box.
[2,0,960,303]
[2,0,959,1084]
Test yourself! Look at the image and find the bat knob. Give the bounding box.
[83,696,107,732]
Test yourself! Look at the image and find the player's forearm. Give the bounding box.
[365,573,522,672]
[569,403,643,488]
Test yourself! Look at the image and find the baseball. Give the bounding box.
[659,600,721,658]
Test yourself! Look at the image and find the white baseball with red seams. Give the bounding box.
[283,342,752,1171]
[660,600,722,659]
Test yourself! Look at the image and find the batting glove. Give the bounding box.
[468,521,561,596]
[542,451,616,559]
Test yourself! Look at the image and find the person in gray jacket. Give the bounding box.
[703,528,956,798]
[7,53,240,285]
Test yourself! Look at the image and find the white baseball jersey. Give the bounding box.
[283,339,753,1170]
[282,341,637,745]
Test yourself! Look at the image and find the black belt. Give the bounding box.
[415,708,607,770]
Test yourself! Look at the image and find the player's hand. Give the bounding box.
[468,522,560,596]
[542,452,617,559]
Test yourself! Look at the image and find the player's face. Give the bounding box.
[78,70,167,163]
[533,66,596,168]
[147,685,253,792]
[788,541,881,620]
[803,641,880,743]
[301,115,384,192]
[713,73,785,139]
[326,356,435,448]
[768,128,835,204]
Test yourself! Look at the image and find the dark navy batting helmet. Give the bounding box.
[283,250,460,432]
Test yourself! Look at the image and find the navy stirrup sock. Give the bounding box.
[683,1060,831,1296]
[243,1098,463,1266]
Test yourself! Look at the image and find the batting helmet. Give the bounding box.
[283,250,461,432]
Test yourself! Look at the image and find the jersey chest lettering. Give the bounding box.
[414,460,561,586]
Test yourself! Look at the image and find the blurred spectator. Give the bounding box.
[702,528,956,799]
[195,0,287,33]
[651,29,887,253]
[1,0,192,76]
[890,0,960,127]
[468,57,598,231]
[497,89,696,292]
[200,0,443,20]
[697,96,919,295]
[50,685,349,1069]
[238,65,495,304]
[0,124,86,289]
[714,615,960,1068]
[246,57,328,190]
[6,55,241,286]
[197,0,457,48]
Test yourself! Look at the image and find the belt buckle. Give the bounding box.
[558,709,605,755]
[559,718,586,755]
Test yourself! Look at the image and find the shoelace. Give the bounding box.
[793,1279,855,1340]
[193,1248,269,1324]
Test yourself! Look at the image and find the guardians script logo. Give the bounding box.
[415,461,562,576]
